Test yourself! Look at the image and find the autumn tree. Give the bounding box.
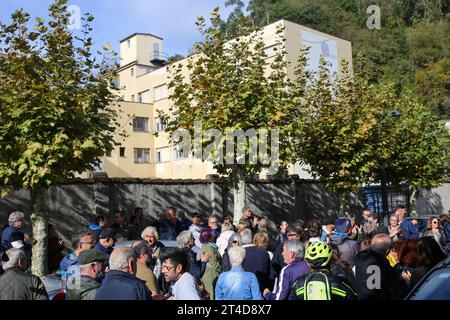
[0,0,120,276]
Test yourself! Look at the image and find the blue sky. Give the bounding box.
[0,0,249,57]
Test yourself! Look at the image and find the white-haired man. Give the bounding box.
[1,211,35,254]
[0,248,48,300]
[141,226,166,277]
[263,240,309,300]
[95,247,151,300]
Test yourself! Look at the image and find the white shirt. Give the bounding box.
[172,272,201,300]
[216,230,235,256]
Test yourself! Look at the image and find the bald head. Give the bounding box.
[370,234,392,255]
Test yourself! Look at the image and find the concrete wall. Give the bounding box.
[1,179,448,246]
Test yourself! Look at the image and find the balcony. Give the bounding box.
[150,51,168,66]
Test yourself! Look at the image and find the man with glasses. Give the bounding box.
[272,223,303,276]
[60,229,94,272]
[208,215,221,240]
[161,249,201,300]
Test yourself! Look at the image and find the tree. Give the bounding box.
[0,0,120,276]
[294,56,450,217]
[160,9,299,224]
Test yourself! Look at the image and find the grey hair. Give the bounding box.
[133,241,150,257]
[242,207,250,213]
[8,211,25,226]
[141,226,158,240]
[228,246,246,267]
[176,230,193,249]
[221,222,233,233]
[2,248,27,270]
[109,247,136,271]
[284,239,305,259]
[371,233,392,255]
[240,228,253,245]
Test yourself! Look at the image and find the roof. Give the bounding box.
[120,32,163,43]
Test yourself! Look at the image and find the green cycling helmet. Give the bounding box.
[304,241,332,269]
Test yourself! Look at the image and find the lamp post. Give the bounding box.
[379,110,402,222]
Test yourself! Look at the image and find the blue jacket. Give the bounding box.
[184,248,202,279]
[400,219,427,240]
[95,270,151,300]
[264,259,309,300]
[60,253,79,272]
[159,219,177,240]
[215,266,263,300]
[95,243,113,267]
[1,226,31,253]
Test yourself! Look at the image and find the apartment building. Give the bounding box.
[101,20,353,179]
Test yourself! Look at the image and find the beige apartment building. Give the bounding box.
[100,20,353,179]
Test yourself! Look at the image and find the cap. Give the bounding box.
[78,249,110,265]
[335,217,352,234]
[99,228,115,240]
[192,212,201,218]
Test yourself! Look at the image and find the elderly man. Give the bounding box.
[66,249,109,300]
[132,241,161,298]
[208,215,221,240]
[161,249,201,300]
[239,207,253,230]
[1,211,35,254]
[263,240,309,300]
[0,248,48,300]
[141,226,166,276]
[95,247,151,300]
[60,229,94,272]
[354,233,408,300]
[159,207,178,240]
[215,246,263,300]
[176,230,202,278]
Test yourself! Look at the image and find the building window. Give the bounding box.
[264,44,278,58]
[153,43,160,59]
[156,150,162,163]
[138,90,150,103]
[119,147,126,157]
[173,146,188,160]
[131,68,134,77]
[106,149,112,157]
[155,117,167,132]
[153,84,167,102]
[134,148,150,164]
[127,40,131,48]
[133,117,149,132]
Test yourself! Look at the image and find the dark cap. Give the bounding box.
[78,249,110,265]
[99,228,115,240]
[192,212,201,218]
[335,217,352,234]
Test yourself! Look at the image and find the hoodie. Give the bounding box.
[330,232,359,268]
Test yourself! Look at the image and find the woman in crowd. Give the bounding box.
[276,220,288,245]
[216,222,235,256]
[423,216,447,253]
[388,214,402,241]
[200,230,222,300]
[253,232,273,260]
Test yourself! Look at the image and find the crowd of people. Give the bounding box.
[0,205,449,300]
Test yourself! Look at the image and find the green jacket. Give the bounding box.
[0,268,48,300]
[67,275,101,300]
[200,243,222,300]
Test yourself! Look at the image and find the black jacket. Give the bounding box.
[95,270,151,300]
[291,270,357,300]
[354,249,408,300]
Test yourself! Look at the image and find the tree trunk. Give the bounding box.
[233,174,246,226]
[339,193,349,217]
[31,187,48,277]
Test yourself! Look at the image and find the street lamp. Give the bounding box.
[379,109,402,222]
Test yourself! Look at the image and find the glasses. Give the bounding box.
[162,265,175,272]
[287,233,298,237]
[432,221,439,224]
[232,240,239,244]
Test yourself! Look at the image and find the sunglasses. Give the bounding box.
[432,221,439,224]
[232,240,239,244]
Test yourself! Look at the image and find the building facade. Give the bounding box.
[101,20,353,179]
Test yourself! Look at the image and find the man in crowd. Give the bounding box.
[110,211,129,241]
[95,228,115,256]
[161,249,201,300]
[88,214,107,244]
[263,239,309,300]
[60,229,94,272]
[1,211,35,254]
[176,230,202,278]
[239,207,254,231]
[66,249,109,300]
[396,205,427,240]
[188,212,203,254]
[272,223,303,275]
[95,247,151,300]
[208,215,221,240]
[330,217,359,267]
[176,211,192,234]
[159,207,178,240]
[132,240,161,299]
[354,233,408,300]
[0,248,48,300]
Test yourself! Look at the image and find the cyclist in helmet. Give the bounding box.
[291,242,357,300]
